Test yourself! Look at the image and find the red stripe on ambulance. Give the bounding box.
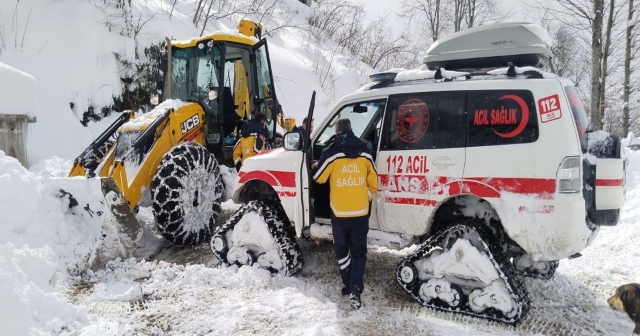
[595,179,623,187]
[238,170,296,188]
[379,174,556,198]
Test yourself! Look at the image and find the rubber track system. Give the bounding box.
[152,141,225,246]
[514,259,559,280]
[211,200,304,276]
[395,221,530,325]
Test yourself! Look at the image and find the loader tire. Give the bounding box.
[152,141,225,246]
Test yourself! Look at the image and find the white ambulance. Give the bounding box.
[211,23,627,325]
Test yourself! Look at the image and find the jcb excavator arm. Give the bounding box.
[69,111,134,177]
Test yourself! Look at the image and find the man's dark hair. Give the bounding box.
[253,113,266,123]
[302,117,314,129]
[335,118,351,133]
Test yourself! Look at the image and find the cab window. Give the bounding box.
[317,100,386,143]
[314,99,387,159]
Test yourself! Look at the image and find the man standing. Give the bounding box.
[293,117,314,138]
[232,113,267,172]
[312,118,378,309]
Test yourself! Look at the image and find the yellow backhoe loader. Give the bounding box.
[68,20,295,250]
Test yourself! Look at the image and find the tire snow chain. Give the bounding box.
[395,220,531,325]
[152,142,224,246]
[211,200,304,276]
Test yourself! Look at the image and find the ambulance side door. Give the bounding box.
[377,91,467,236]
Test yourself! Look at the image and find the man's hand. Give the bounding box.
[311,160,318,170]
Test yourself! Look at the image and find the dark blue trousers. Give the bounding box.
[331,213,369,291]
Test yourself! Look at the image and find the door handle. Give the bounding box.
[433,156,457,169]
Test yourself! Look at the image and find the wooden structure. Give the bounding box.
[0,114,36,166]
[0,62,37,167]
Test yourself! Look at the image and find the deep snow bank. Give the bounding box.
[0,0,372,165]
[0,243,87,335]
[0,150,131,334]
[0,62,37,116]
[0,151,116,271]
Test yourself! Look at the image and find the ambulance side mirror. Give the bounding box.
[283,132,303,151]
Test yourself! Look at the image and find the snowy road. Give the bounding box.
[67,220,637,335]
[6,148,632,336]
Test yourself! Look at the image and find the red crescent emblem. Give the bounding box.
[493,95,529,139]
[396,99,430,143]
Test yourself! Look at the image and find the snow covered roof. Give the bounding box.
[0,62,37,117]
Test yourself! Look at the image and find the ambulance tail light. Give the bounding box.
[557,156,581,193]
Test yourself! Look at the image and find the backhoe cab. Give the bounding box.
[156,19,291,160]
[67,20,294,259]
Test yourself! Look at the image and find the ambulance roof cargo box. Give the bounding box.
[423,22,553,71]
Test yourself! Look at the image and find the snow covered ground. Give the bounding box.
[1,0,639,334]
[0,144,636,335]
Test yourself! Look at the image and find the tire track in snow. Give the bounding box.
[68,239,632,335]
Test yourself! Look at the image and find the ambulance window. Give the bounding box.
[317,100,386,144]
[467,90,538,147]
[381,94,437,150]
[435,91,466,148]
[564,86,589,153]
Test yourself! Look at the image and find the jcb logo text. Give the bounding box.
[181,115,200,134]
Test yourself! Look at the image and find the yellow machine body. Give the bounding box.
[69,19,294,222]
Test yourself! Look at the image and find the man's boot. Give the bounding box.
[349,286,361,309]
[341,287,350,296]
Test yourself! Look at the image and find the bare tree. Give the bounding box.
[358,16,418,70]
[453,0,467,32]
[193,0,288,37]
[623,0,637,136]
[537,0,629,131]
[589,0,605,129]
[307,0,365,51]
[465,0,507,28]
[549,27,590,87]
[400,0,448,43]
[599,0,625,124]
[90,0,156,57]
[308,1,420,71]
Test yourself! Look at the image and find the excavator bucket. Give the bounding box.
[54,175,143,270]
[65,110,146,268]
[100,177,143,242]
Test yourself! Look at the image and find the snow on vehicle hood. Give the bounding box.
[118,99,188,132]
